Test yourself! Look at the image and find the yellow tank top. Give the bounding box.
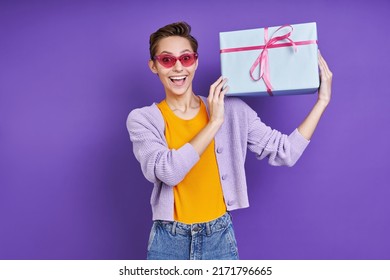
[157,99,226,224]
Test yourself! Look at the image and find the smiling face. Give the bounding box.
[148,36,198,98]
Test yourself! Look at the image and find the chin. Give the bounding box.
[170,88,191,96]
[165,82,192,96]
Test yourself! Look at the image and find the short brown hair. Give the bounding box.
[149,22,198,60]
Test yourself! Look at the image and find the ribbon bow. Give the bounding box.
[250,25,297,96]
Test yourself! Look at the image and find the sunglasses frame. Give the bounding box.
[153,52,198,68]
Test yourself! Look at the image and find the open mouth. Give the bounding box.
[169,76,187,86]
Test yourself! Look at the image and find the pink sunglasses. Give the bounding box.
[153,52,198,68]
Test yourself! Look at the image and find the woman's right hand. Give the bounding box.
[207,76,229,126]
[189,77,228,156]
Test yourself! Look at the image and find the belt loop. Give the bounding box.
[206,222,211,236]
[171,221,177,236]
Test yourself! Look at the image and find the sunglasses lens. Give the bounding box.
[155,53,197,68]
[159,55,176,68]
[180,54,196,67]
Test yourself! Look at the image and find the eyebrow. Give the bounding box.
[159,49,193,55]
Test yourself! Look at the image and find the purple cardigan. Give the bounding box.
[126,96,310,221]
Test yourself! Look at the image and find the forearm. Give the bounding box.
[190,76,227,156]
[297,99,329,140]
[190,120,222,156]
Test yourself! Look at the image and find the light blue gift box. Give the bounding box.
[220,22,319,96]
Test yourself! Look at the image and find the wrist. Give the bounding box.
[316,98,330,109]
[208,118,224,129]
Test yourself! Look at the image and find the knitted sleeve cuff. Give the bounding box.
[179,142,200,170]
[289,128,310,155]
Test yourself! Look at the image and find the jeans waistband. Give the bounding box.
[156,212,232,237]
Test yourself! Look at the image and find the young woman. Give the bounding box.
[127,22,332,260]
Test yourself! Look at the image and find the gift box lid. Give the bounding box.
[220,22,319,96]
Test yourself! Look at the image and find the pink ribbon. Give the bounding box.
[220,25,317,96]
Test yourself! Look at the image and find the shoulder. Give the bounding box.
[126,103,164,130]
[224,97,256,119]
[225,96,250,108]
[198,95,252,111]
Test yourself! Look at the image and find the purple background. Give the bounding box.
[1,0,389,260]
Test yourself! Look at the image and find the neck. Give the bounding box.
[165,92,200,113]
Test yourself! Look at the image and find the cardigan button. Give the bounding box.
[217,147,224,154]
[222,174,228,180]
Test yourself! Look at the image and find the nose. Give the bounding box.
[172,59,183,72]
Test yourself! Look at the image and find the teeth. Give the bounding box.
[170,76,186,80]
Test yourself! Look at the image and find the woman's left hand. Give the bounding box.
[318,51,333,106]
[296,51,333,140]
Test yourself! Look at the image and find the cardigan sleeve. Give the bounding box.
[244,102,310,166]
[126,107,200,187]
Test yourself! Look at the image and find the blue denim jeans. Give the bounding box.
[147,212,239,260]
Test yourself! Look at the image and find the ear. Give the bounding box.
[194,56,199,71]
[148,59,158,74]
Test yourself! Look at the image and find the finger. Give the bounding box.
[209,76,224,100]
[214,78,228,97]
[209,77,220,100]
[219,85,229,101]
[219,78,229,96]
[318,51,331,76]
[318,51,326,70]
[319,58,330,76]
[318,59,330,82]
[210,76,223,89]
[321,61,332,80]
[318,57,326,77]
